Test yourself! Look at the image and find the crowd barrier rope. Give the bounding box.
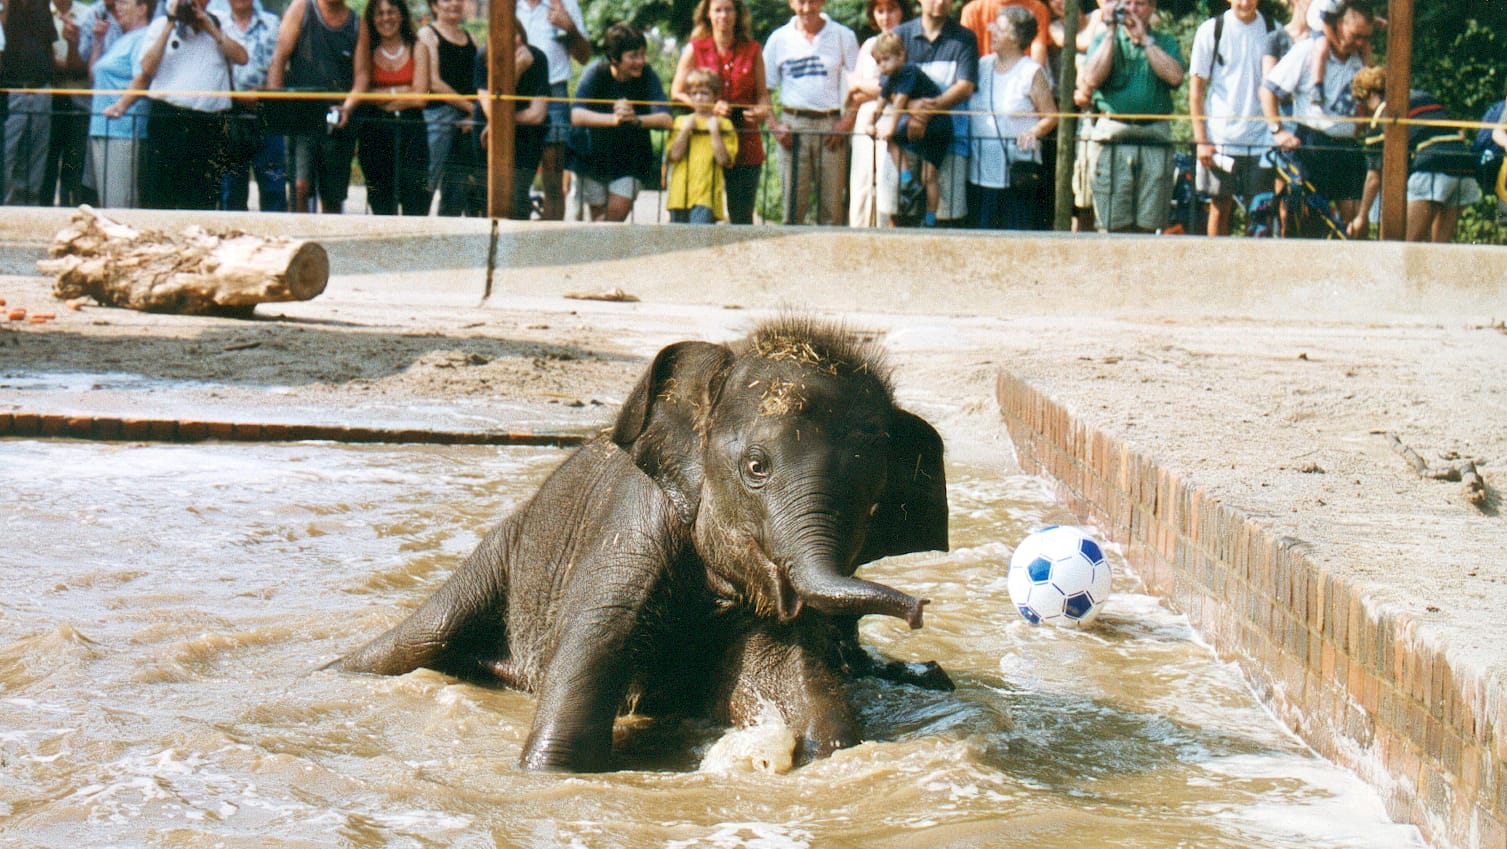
[2,83,1502,240]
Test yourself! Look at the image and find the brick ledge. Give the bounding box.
[997,370,1505,849]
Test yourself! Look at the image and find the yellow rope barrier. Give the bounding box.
[10,85,1505,134]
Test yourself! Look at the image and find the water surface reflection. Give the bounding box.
[0,441,1423,848]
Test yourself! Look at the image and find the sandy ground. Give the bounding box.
[3,239,1506,844]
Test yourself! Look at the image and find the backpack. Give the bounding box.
[1406,99,1479,176]
[1211,8,1276,68]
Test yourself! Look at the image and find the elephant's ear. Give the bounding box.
[859,409,949,563]
[611,340,733,521]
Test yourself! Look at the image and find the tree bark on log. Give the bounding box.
[38,205,329,317]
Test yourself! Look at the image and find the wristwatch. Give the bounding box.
[1268,122,1284,135]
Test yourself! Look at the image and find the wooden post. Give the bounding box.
[488,0,518,220]
[1052,0,1081,232]
[1379,0,1412,241]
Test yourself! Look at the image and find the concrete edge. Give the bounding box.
[6,209,1507,322]
[996,370,1506,849]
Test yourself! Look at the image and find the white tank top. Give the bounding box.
[968,54,1043,188]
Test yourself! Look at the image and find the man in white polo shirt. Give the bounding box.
[765,0,858,225]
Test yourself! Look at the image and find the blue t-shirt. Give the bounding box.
[569,58,670,184]
[892,17,978,155]
[89,27,149,139]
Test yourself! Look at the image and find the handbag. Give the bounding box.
[1009,159,1043,188]
[225,103,263,161]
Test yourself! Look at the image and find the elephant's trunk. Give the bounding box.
[786,560,928,629]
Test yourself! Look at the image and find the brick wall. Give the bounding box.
[997,371,1506,849]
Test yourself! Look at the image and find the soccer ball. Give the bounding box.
[1007,526,1113,627]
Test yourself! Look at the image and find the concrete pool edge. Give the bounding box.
[996,371,1503,849]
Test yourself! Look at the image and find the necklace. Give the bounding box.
[378,43,407,62]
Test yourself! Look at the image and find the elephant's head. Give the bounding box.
[611,317,948,629]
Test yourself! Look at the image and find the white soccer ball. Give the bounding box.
[1007,526,1113,627]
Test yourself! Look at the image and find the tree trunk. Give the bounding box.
[38,205,329,317]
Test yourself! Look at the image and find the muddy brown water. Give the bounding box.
[1,440,1425,848]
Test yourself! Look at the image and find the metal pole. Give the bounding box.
[1379,0,1412,240]
[1052,0,1081,231]
[488,0,518,219]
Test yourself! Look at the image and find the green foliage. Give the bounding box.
[1395,18,1503,125]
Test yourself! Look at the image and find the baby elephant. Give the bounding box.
[329,316,952,771]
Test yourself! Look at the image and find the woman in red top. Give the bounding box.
[670,0,772,224]
[343,0,432,214]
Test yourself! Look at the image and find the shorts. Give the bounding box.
[1294,127,1365,201]
[1091,119,1173,231]
[1196,153,1275,199]
[576,173,641,207]
[545,82,570,146]
[1406,171,1481,207]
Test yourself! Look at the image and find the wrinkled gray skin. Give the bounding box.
[329,317,952,772]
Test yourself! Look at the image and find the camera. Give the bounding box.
[167,0,197,23]
[1109,5,1128,25]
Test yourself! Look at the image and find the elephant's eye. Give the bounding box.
[740,447,772,488]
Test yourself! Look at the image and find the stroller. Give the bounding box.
[1247,148,1349,239]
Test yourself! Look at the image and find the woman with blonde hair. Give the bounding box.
[669,0,771,224]
[1351,65,1480,242]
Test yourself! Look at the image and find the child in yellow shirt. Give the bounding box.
[666,69,739,223]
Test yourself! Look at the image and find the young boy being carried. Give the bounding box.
[869,32,954,227]
[1306,0,1380,106]
[666,69,739,223]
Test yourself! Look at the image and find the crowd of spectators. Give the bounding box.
[0,0,1501,238]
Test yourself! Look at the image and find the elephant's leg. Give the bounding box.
[328,530,510,679]
[521,559,671,772]
[719,624,860,765]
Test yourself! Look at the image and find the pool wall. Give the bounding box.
[7,208,1507,848]
[997,377,1504,849]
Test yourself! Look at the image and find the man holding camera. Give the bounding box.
[1076,0,1184,233]
[122,0,248,208]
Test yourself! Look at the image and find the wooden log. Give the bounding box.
[37,205,329,317]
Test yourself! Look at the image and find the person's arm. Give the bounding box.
[265,0,305,89]
[1349,167,1379,238]
[872,93,896,140]
[339,19,371,121]
[1190,73,1212,165]
[137,15,174,77]
[512,47,547,124]
[1016,66,1057,151]
[666,115,693,162]
[669,44,697,107]
[549,0,590,65]
[102,69,151,117]
[711,116,734,165]
[57,16,86,75]
[1124,16,1180,88]
[747,49,772,125]
[910,77,974,143]
[1260,83,1298,150]
[1077,22,1116,93]
[637,70,674,131]
[204,11,248,65]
